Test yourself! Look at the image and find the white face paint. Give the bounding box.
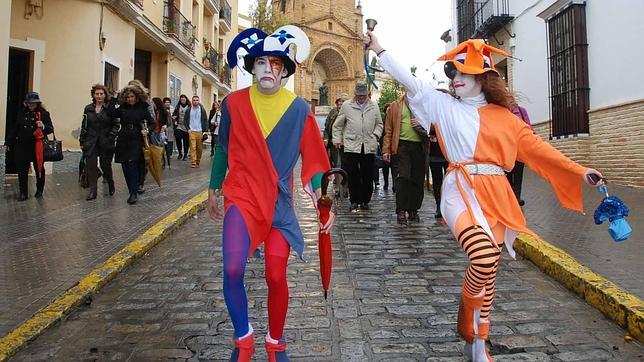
[452,72,482,98]
[252,56,288,95]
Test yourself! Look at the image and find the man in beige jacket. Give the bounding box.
[332,81,383,211]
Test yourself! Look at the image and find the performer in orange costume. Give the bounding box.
[365,33,604,361]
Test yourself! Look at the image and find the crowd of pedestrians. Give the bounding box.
[325,79,534,225]
[6,80,221,204]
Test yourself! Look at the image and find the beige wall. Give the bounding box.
[3,0,238,150]
[0,0,11,143]
[11,0,98,148]
[102,9,136,94]
[150,52,169,98]
[8,1,135,149]
[532,99,644,188]
[143,0,165,31]
[169,61,200,99]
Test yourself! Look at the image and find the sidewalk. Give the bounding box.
[521,169,643,299]
[0,149,212,337]
[12,178,643,360]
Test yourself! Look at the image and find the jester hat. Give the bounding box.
[226,25,310,77]
[438,39,508,78]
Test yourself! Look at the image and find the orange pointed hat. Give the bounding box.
[438,39,508,76]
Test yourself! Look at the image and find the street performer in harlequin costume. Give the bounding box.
[207,25,332,361]
[364,33,604,361]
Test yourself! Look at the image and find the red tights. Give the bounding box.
[264,228,290,340]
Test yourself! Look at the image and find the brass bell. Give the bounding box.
[365,18,378,31]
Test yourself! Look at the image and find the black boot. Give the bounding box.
[177,153,183,160]
[34,189,43,198]
[127,193,138,204]
[137,185,145,194]
[108,179,115,196]
[86,188,97,201]
[18,193,28,201]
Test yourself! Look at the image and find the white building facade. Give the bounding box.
[446,0,644,187]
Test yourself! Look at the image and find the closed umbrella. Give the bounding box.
[318,168,348,300]
[33,112,44,177]
[142,127,164,187]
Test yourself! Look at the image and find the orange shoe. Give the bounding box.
[230,332,255,362]
[457,289,485,343]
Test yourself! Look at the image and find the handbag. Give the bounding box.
[374,144,386,169]
[78,156,102,188]
[43,132,64,162]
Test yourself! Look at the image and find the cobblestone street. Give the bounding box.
[0,149,212,336]
[12,182,643,361]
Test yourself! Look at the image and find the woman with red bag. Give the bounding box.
[6,92,54,201]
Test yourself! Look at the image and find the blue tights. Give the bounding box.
[223,206,251,338]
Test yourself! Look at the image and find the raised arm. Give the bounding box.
[365,31,456,131]
[365,32,423,98]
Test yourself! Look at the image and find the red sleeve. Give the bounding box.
[300,112,331,188]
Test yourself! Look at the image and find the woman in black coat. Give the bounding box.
[172,94,190,160]
[80,84,120,200]
[6,92,54,201]
[111,85,154,204]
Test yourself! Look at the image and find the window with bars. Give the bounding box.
[457,0,477,42]
[547,3,589,137]
[104,62,119,95]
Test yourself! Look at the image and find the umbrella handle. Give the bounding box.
[142,123,150,148]
[321,168,348,197]
[597,185,609,198]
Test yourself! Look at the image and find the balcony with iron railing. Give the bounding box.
[204,0,220,13]
[163,1,197,53]
[457,0,513,42]
[220,61,232,86]
[202,42,220,75]
[219,0,232,32]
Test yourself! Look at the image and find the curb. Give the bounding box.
[0,190,209,361]
[514,233,644,343]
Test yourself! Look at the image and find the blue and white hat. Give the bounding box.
[226,25,311,77]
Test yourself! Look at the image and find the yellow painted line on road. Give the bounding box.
[0,191,209,361]
[515,233,644,343]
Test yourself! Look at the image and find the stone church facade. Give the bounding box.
[272,0,365,105]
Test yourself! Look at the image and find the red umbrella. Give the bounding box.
[318,168,348,300]
[33,112,44,176]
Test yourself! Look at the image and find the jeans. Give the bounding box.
[122,161,140,195]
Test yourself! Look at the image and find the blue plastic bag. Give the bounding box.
[608,218,632,242]
[593,185,632,242]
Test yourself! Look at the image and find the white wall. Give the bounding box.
[450,0,644,124]
[509,0,554,125]
[585,0,644,109]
